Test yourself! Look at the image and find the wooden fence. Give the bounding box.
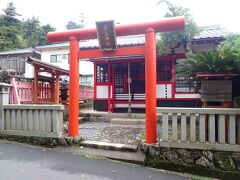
[157,107,240,152]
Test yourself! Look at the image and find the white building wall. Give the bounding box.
[40,49,93,75]
[156,84,172,98]
[24,63,34,78]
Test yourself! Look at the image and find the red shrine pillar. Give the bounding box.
[145,27,157,144]
[69,36,79,136]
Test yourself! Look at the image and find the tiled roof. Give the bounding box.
[193,25,226,40]
[35,25,226,51]
[0,48,40,56]
[36,35,145,50]
[27,56,69,75]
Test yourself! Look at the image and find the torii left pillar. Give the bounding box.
[69,36,79,136]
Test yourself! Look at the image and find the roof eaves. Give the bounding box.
[27,56,69,75]
[0,48,37,56]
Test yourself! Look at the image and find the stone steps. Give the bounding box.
[81,140,138,152]
[109,124,145,129]
[79,110,145,121]
[111,117,145,126]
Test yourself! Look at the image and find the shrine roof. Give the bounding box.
[193,25,226,41]
[27,56,69,75]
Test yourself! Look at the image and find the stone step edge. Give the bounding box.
[109,124,145,129]
[105,151,145,165]
[111,117,146,121]
[80,140,138,152]
[111,118,146,125]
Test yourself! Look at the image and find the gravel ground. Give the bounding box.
[79,121,144,145]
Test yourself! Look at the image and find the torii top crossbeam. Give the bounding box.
[48,17,184,42]
[47,16,185,144]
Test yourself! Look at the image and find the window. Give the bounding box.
[62,54,69,59]
[96,64,108,83]
[131,62,145,93]
[175,74,199,92]
[114,64,126,93]
[50,54,62,63]
[157,61,172,81]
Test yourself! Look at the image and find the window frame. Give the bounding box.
[175,74,200,93]
[62,54,69,59]
[157,60,172,82]
[50,54,62,63]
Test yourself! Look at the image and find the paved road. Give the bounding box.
[0,142,190,180]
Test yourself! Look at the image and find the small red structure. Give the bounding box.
[9,57,93,105]
[27,57,69,104]
[48,17,185,143]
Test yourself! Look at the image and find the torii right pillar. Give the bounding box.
[145,27,157,144]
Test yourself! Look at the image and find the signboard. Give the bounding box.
[96,20,117,51]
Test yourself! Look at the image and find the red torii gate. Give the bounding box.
[48,17,185,144]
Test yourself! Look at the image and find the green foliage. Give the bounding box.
[175,33,240,75]
[0,2,55,50]
[65,13,86,30]
[1,2,20,26]
[218,33,240,68]
[157,1,201,54]
[0,2,87,50]
[20,17,41,47]
[0,2,25,50]
[38,24,56,46]
[20,17,55,47]
[65,21,83,30]
[176,50,240,75]
[0,25,26,51]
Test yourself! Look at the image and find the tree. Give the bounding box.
[65,13,86,30]
[65,21,82,30]
[21,17,41,47]
[0,2,25,50]
[21,17,56,47]
[157,0,201,54]
[38,24,56,46]
[0,2,56,50]
[0,2,20,26]
[218,33,240,68]
[0,26,26,51]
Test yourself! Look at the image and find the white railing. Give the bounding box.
[115,93,146,100]
[1,105,64,138]
[157,107,240,152]
[115,94,129,100]
[134,94,145,100]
